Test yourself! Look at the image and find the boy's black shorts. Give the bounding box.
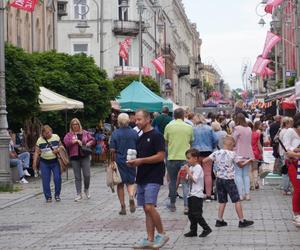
[216,178,240,203]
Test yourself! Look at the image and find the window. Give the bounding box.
[74,0,87,19]
[73,44,88,54]
[118,0,128,21]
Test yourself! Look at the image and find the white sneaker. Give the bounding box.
[20,177,28,184]
[84,189,91,199]
[293,215,300,227]
[23,169,31,177]
[74,194,82,202]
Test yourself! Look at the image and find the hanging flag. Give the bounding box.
[142,66,151,76]
[261,67,275,78]
[257,58,271,75]
[252,57,264,73]
[151,56,165,75]
[119,37,132,62]
[10,0,38,12]
[265,0,284,14]
[262,31,281,58]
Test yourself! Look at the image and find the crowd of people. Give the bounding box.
[7,101,300,248]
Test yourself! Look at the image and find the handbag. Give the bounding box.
[80,145,93,156]
[44,137,69,173]
[57,146,69,172]
[106,161,122,192]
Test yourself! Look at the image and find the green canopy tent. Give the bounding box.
[116,81,173,112]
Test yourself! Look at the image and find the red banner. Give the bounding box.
[265,0,284,14]
[262,31,281,59]
[151,56,165,75]
[119,37,132,62]
[10,0,38,12]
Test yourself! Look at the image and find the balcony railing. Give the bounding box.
[162,44,176,60]
[178,66,190,77]
[113,20,145,36]
[57,1,68,19]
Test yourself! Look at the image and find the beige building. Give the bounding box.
[201,64,221,87]
[4,0,57,52]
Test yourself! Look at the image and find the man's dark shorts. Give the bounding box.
[216,178,240,203]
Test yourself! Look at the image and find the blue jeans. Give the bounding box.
[167,160,185,204]
[282,174,291,192]
[234,163,250,197]
[40,159,61,199]
[10,152,30,178]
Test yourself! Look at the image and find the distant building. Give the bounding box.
[4,0,57,52]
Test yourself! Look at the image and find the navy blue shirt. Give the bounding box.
[136,129,166,185]
[110,127,138,166]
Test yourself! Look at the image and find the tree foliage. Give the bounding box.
[5,44,40,131]
[112,75,161,96]
[33,51,116,135]
[5,44,117,135]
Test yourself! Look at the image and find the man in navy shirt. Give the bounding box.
[127,109,169,249]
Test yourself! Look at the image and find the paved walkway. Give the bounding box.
[0,166,299,250]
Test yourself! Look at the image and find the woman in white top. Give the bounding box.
[278,117,293,195]
[282,118,300,227]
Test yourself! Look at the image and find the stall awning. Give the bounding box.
[265,86,295,102]
[39,87,84,112]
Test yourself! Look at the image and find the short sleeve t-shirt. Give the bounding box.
[188,164,204,198]
[136,129,165,185]
[36,134,60,160]
[209,149,240,180]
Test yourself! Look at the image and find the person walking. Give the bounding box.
[278,117,293,195]
[32,125,62,202]
[282,117,300,227]
[64,118,95,202]
[183,148,212,238]
[127,110,169,249]
[152,106,172,134]
[110,113,138,215]
[192,114,218,201]
[250,121,262,190]
[233,113,254,201]
[164,108,194,212]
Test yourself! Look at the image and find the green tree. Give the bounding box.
[5,44,40,131]
[112,75,161,96]
[33,51,116,134]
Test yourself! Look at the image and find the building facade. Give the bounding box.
[5,0,57,52]
[57,0,203,109]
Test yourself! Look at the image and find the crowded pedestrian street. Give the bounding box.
[0,166,299,250]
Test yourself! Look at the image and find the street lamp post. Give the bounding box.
[137,0,144,83]
[0,0,12,187]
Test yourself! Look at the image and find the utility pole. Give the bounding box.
[0,0,12,188]
[100,0,104,69]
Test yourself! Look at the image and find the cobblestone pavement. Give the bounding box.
[0,166,299,250]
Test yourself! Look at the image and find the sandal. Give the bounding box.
[129,198,136,213]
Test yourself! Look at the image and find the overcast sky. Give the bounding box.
[181,0,271,90]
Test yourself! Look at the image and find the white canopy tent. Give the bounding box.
[39,86,84,112]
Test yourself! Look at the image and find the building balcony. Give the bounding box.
[113,20,145,36]
[191,79,202,89]
[162,44,176,61]
[178,66,190,77]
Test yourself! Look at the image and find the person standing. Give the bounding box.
[233,113,254,201]
[164,108,194,212]
[203,136,254,228]
[152,106,172,134]
[110,113,138,215]
[193,114,218,201]
[64,118,95,202]
[183,148,212,238]
[32,125,62,202]
[127,110,169,249]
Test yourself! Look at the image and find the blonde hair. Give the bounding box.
[69,118,83,132]
[117,113,130,128]
[282,117,293,128]
[211,121,221,131]
[235,100,244,110]
[223,135,236,146]
[193,114,206,125]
